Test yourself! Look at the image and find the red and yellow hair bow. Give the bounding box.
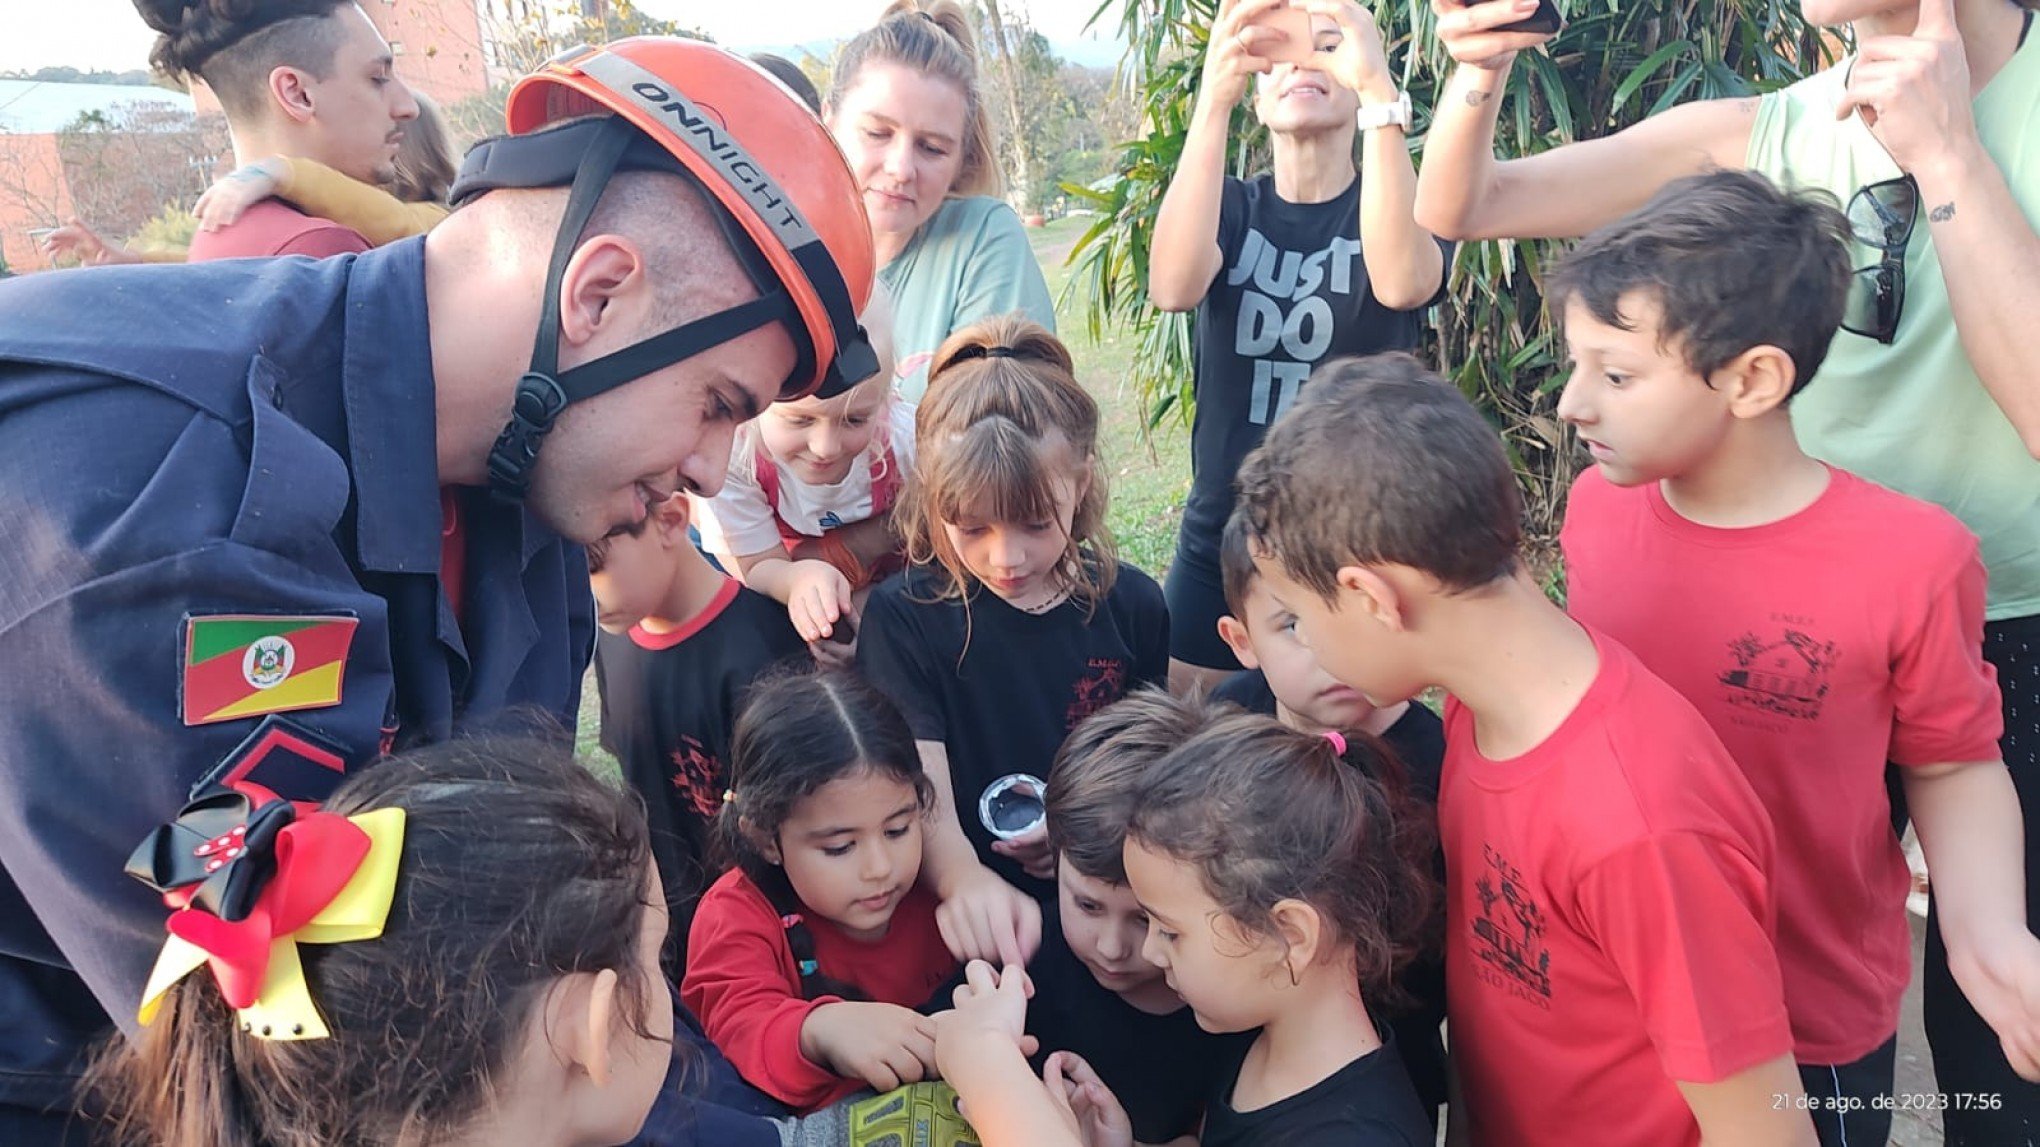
[124,783,404,1041]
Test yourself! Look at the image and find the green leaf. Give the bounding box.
[1611,39,1695,114]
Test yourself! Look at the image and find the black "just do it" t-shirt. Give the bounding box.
[1182,174,1449,564]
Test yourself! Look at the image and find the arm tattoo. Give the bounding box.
[1929,201,1956,223]
[1464,89,1494,108]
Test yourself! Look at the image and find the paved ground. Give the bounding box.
[1894,913,1943,1146]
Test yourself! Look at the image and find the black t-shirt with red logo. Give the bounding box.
[857,560,1169,899]
[594,578,807,975]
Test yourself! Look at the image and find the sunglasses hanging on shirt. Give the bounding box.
[1840,173,1917,346]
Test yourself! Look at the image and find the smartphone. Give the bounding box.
[1484,0,1563,35]
[1244,3,1319,67]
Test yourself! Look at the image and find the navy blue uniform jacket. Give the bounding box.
[0,240,596,1108]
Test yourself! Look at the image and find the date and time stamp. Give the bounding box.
[1773,1091,2004,1114]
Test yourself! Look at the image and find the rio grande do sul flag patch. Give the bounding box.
[180,614,358,727]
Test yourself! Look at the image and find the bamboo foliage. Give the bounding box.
[1066,0,1836,537]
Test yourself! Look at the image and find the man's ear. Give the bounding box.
[267,66,318,124]
[557,235,649,353]
[1216,615,1262,670]
[1335,564,1406,632]
[1714,344,1797,419]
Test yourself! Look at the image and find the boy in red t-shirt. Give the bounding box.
[1233,354,1814,1147]
[1551,170,2040,1145]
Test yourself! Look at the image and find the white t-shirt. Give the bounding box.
[694,398,918,559]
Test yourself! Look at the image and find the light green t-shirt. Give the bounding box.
[878,195,1057,402]
[1747,34,2040,620]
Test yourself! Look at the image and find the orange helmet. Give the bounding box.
[449,37,877,502]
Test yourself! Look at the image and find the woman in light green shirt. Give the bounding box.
[824,0,1057,403]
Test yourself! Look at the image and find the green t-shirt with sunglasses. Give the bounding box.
[1748,30,2040,621]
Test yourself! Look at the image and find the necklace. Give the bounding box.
[1010,586,1071,615]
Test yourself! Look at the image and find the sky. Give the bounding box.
[0,0,1125,75]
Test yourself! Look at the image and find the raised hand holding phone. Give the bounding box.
[1200,0,1290,108]
[1244,2,1317,68]
[1432,0,1561,71]
[1293,0,1397,105]
[1835,0,1978,180]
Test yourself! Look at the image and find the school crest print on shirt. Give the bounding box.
[1470,845,1553,1007]
[1066,658,1128,727]
[1719,627,1838,722]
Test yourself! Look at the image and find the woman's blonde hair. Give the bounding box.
[894,314,1115,609]
[829,0,1002,199]
[391,91,456,205]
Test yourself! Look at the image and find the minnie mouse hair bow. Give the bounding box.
[125,783,405,1041]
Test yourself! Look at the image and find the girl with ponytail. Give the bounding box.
[1122,714,1441,1146]
[856,315,1169,966]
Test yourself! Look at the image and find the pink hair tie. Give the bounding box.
[1322,730,1347,755]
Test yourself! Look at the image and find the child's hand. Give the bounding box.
[990,822,1056,881]
[934,865,1043,966]
[1431,0,1555,71]
[195,158,288,232]
[933,961,1032,1067]
[1044,1051,1135,1147]
[808,634,856,670]
[39,218,140,266]
[798,1001,939,1093]
[785,559,856,644]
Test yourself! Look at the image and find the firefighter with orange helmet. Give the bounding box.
[0,38,874,1142]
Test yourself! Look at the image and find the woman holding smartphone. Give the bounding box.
[1149,0,1449,695]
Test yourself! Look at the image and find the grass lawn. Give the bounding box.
[573,218,1191,767]
[1028,215,1193,575]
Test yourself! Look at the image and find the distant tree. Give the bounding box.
[0,104,218,246]
[974,0,1076,214]
[447,0,710,151]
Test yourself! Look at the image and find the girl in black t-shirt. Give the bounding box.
[1123,715,1438,1146]
[858,315,1171,971]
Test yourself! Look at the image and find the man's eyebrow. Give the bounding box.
[728,378,762,421]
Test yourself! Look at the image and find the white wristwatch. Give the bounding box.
[1354,90,1412,133]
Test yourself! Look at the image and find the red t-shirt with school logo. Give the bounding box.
[1562,465,2002,1063]
[1442,630,1794,1147]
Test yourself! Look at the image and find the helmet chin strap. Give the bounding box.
[487,116,797,504]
